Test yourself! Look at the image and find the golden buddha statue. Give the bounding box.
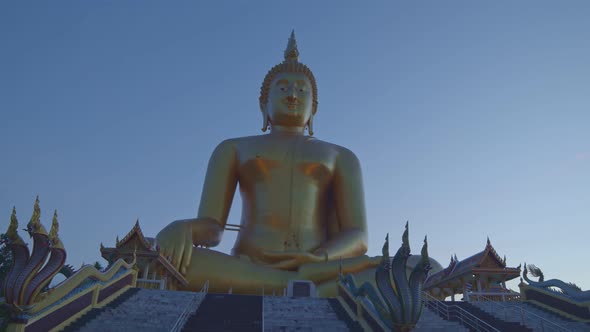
[156,31,439,297]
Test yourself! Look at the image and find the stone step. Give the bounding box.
[415,307,470,332]
[73,289,204,332]
[449,301,533,331]
[263,297,353,332]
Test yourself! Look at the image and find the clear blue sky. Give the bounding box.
[1,1,589,291]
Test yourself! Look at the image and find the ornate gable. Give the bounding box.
[116,219,153,251]
[477,237,506,269]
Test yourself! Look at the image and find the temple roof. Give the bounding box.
[100,220,188,287]
[424,238,520,289]
[115,219,155,251]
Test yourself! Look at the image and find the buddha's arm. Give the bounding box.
[315,148,368,259]
[191,139,239,246]
[156,139,238,273]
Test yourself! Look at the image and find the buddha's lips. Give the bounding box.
[283,101,300,109]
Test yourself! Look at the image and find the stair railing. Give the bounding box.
[422,292,500,332]
[169,280,209,332]
[473,294,569,332]
[199,280,209,294]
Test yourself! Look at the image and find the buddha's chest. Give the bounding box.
[236,140,335,189]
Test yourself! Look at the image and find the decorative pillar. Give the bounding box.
[463,284,469,302]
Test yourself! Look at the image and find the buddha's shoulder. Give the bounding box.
[306,137,361,163]
[214,135,265,147]
[213,135,359,161]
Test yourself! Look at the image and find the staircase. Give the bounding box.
[182,293,262,332]
[470,301,571,331]
[327,298,363,331]
[451,301,532,332]
[521,302,590,332]
[61,287,140,332]
[263,296,353,331]
[468,295,590,332]
[414,307,470,332]
[63,289,204,332]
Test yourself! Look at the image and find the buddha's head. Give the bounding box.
[259,31,318,135]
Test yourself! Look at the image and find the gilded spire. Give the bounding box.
[27,196,48,236]
[49,210,59,241]
[28,196,41,230]
[49,210,64,248]
[7,206,19,240]
[284,30,299,62]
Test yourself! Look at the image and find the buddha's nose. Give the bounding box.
[286,95,297,103]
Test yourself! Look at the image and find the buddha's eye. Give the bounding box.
[280,87,286,91]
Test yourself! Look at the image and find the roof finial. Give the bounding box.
[284,29,299,62]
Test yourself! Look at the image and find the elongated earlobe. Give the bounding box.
[307,115,314,136]
[261,111,269,132]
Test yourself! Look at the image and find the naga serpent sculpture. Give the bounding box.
[339,222,432,332]
[4,198,65,308]
[2,198,136,316]
[523,263,590,302]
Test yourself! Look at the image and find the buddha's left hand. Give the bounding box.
[262,251,326,270]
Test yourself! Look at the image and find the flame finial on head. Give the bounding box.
[284,30,299,62]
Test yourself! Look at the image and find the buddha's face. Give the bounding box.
[265,72,313,128]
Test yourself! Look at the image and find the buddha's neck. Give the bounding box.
[270,124,306,136]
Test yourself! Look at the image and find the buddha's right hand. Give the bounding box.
[155,218,223,274]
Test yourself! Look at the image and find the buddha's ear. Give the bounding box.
[307,114,314,136]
